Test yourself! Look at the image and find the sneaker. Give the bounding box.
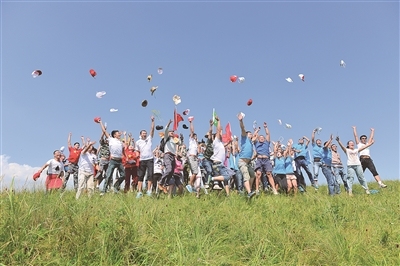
[186,185,193,193]
[272,188,279,195]
[379,182,387,188]
[312,182,319,190]
[365,189,371,195]
[298,186,305,193]
[348,190,353,197]
[146,191,152,197]
[247,191,256,199]
[100,193,104,197]
[136,192,143,199]
[256,190,260,196]
[204,184,210,189]
[213,184,223,190]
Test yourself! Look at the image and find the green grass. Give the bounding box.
[1,181,399,265]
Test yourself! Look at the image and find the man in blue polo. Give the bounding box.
[254,122,278,195]
[321,135,335,195]
[237,113,256,199]
[311,129,324,189]
[293,136,314,190]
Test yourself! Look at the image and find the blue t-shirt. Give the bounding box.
[293,143,308,158]
[273,157,286,174]
[228,153,240,171]
[254,140,270,156]
[239,136,254,159]
[312,143,324,159]
[285,156,294,174]
[322,148,332,166]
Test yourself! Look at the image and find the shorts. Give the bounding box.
[212,163,231,181]
[255,158,273,173]
[360,157,379,176]
[238,159,255,182]
[188,156,199,175]
[286,174,297,180]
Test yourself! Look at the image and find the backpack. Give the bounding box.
[159,136,170,153]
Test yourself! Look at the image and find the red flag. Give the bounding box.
[222,122,232,143]
[173,108,184,131]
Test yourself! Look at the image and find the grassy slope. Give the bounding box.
[1,181,399,266]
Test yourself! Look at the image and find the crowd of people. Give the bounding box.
[34,115,387,199]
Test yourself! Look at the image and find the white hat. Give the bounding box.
[172,95,181,105]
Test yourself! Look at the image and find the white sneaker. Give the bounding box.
[272,189,279,195]
[379,182,387,188]
[213,184,223,190]
[365,189,371,195]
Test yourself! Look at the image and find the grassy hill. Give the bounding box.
[1,181,399,265]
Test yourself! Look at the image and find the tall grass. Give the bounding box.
[1,181,399,265]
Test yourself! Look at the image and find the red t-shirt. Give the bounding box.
[68,147,82,164]
[123,148,140,168]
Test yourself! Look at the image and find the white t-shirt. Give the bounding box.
[188,137,198,156]
[108,137,123,158]
[357,143,370,157]
[136,136,154,160]
[346,148,361,166]
[46,159,64,175]
[78,152,97,173]
[211,138,225,163]
[154,158,164,174]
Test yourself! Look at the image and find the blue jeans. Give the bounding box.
[321,165,335,195]
[233,169,244,191]
[331,165,348,193]
[295,157,313,184]
[102,159,125,193]
[313,161,322,182]
[202,159,213,181]
[347,165,368,192]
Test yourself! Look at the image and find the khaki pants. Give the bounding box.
[76,170,95,199]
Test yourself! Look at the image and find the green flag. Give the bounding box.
[212,108,218,126]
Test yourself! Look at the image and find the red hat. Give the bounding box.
[94,117,101,123]
[247,99,253,106]
[33,172,40,181]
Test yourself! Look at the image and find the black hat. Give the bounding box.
[156,125,163,130]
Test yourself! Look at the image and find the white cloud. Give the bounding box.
[0,155,47,191]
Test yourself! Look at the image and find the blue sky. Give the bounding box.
[1,1,399,190]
